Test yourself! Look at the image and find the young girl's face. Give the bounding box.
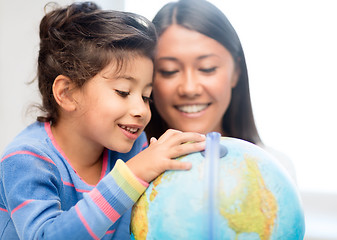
[73,56,153,153]
[153,25,239,135]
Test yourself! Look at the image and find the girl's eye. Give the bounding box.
[158,70,178,77]
[115,90,130,97]
[199,67,217,73]
[142,96,152,104]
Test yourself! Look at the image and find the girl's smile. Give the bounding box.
[118,123,144,140]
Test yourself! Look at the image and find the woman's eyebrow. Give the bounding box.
[156,56,179,62]
[197,54,218,60]
[157,54,217,62]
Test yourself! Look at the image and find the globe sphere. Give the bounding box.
[131,132,305,240]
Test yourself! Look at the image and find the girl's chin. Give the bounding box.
[112,143,133,153]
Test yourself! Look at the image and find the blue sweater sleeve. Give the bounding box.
[0,148,148,240]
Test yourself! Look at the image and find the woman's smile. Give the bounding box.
[175,103,211,114]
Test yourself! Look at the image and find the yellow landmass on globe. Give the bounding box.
[219,156,277,240]
[149,173,164,201]
[149,159,179,202]
[131,172,168,240]
[131,193,149,240]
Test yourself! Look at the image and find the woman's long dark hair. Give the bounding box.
[145,0,262,144]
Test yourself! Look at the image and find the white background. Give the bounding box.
[1,0,336,239]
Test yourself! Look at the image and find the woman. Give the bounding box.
[145,0,296,180]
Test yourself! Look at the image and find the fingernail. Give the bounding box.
[185,162,192,169]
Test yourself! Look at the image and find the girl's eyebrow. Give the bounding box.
[119,75,135,81]
[117,75,153,88]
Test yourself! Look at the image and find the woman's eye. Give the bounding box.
[142,96,152,104]
[115,90,130,97]
[199,67,217,73]
[158,70,178,77]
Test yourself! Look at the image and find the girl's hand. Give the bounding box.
[126,129,206,182]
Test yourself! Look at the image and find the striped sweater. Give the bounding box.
[0,121,148,240]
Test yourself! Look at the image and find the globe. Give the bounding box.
[131,132,305,240]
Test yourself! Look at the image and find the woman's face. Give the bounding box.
[153,25,239,135]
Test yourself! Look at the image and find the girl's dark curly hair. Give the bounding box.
[37,2,157,124]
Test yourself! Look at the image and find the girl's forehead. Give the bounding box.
[97,56,153,85]
[103,53,152,74]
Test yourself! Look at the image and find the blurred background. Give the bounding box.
[0,0,336,239]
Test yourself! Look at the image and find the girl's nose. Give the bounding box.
[130,96,149,118]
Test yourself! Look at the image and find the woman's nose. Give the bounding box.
[177,72,202,98]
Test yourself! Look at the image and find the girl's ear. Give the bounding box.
[52,75,77,112]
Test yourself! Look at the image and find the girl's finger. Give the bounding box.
[150,137,157,144]
[165,159,192,171]
[170,141,206,159]
[156,129,182,143]
[159,130,206,146]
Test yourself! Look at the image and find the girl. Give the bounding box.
[0,2,205,239]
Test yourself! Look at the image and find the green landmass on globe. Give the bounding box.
[131,133,305,240]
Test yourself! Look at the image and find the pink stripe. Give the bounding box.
[11,200,34,217]
[136,176,149,187]
[75,205,99,240]
[61,179,90,193]
[1,151,55,165]
[89,189,120,222]
[0,207,8,212]
[106,230,115,234]
[45,122,71,167]
[74,188,90,193]
[62,179,75,187]
[141,141,148,149]
[45,122,106,187]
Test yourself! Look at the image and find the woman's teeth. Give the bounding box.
[120,125,138,133]
[177,104,208,113]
